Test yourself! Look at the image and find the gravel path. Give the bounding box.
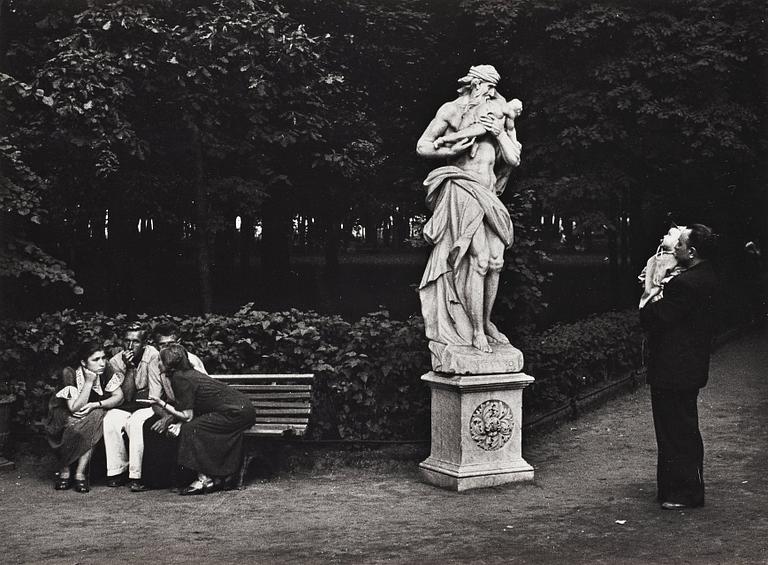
[2,327,767,564]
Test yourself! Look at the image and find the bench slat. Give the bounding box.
[241,393,310,400]
[228,384,312,392]
[253,416,311,424]
[211,374,314,381]
[253,408,311,416]
[238,392,312,401]
[250,401,311,409]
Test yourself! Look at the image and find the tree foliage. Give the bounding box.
[1,0,766,315]
[466,0,767,242]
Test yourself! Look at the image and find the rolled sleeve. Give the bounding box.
[141,347,161,391]
[109,353,126,375]
[148,368,164,398]
[104,373,124,393]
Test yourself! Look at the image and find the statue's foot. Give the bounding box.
[485,322,510,345]
[472,332,493,354]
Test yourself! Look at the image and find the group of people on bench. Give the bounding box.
[45,322,256,495]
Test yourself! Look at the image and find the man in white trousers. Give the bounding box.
[102,323,160,491]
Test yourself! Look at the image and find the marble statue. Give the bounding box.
[416,65,523,373]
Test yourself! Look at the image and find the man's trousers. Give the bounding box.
[650,386,705,507]
[103,407,156,479]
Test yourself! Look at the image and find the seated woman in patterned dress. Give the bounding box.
[139,344,255,495]
[45,340,124,493]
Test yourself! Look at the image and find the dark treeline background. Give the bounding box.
[1,0,766,323]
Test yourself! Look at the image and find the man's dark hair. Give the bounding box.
[688,223,718,260]
[153,321,181,341]
[125,322,147,341]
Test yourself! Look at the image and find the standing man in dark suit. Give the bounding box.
[640,223,719,510]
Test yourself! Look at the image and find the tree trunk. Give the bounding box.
[323,215,340,271]
[260,186,292,282]
[319,212,341,313]
[607,192,621,307]
[393,212,410,248]
[364,216,379,249]
[106,209,134,314]
[189,123,213,313]
[619,190,630,268]
[0,1,8,71]
[239,215,253,281]
[629,184,646,272]
[0,0,10,314]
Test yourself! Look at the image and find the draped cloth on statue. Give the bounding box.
[419,166,513,360]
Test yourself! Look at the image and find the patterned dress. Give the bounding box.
[45,366,123,467]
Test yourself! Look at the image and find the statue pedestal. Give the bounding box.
[419,371,535,491]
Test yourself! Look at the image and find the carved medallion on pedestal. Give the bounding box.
[469,399,513,451]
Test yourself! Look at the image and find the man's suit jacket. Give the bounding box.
[639,261,718,390]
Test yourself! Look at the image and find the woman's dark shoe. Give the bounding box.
[179,479,216,496]
[129,479,149,493]
[73,478,90,493]
[213,476,236,491]
[54,477,72,490]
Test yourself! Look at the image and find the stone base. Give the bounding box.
[0,457,15,473]
[420,371,535,492]
[420,459,534,491]
[430,342,524,375]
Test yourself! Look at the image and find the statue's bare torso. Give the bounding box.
[416,75,521,354]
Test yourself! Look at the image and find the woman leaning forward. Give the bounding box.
[141,344,255,494]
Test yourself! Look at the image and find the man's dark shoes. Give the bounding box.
[54,477,71,490]
[106,473,127,487]
[129,479,149,492]
[73,478,90,493]
[661,500,703,510]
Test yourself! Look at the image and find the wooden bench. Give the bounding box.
[210,373,315,488]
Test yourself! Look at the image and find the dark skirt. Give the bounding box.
[45,398,106,467]
[141,415,195,489]
[177,405,256,477]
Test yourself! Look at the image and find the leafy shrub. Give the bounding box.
[0,306,431,440]
[1,307,644,440]
[521,310,645,415]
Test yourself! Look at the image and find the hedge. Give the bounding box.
[0,306,645,441]
[520,310,645,416]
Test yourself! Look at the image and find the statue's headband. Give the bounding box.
[457,65,500,86]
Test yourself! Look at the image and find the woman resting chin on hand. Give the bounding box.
[45,340,125,493]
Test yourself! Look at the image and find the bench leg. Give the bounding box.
[237,459,245,490]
